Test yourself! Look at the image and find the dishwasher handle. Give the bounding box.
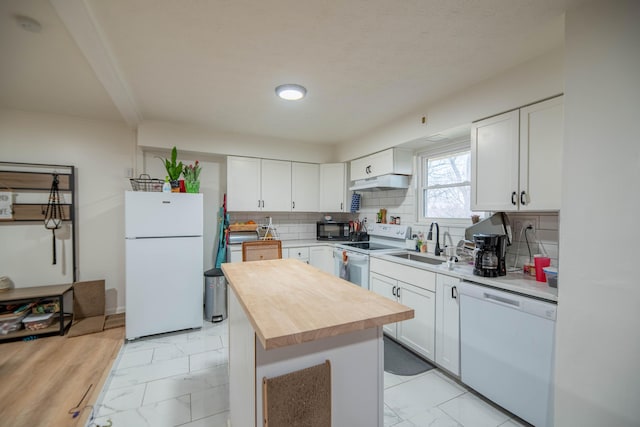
[483,292,521,309]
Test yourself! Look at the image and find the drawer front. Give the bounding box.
[287,247,309,261]
[370,258,436,292]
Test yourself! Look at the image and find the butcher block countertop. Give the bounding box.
[221,258,414,350]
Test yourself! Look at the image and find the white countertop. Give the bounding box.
[228,239,330,250]
[228,240,558,302]
[372,251,558,303]
[281,239,331,247]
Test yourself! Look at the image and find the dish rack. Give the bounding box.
[129,174,164,192]
[257,217,279,240]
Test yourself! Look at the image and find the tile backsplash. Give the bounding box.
[228,212,355,241]
[504,212,559,269]
[354,184,560,269]
[228,187,560,270]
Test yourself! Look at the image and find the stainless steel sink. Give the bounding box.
[389,252,445,265]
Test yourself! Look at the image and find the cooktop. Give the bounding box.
[338,242,398,251]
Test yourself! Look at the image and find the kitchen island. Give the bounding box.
[221,258,414,427]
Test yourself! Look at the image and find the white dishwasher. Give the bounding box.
[459,281,556,427]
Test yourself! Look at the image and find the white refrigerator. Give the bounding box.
[125,191,204,340]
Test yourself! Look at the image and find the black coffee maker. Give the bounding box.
[473,233,507,277]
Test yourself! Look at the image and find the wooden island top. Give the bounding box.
[221,258,414,350]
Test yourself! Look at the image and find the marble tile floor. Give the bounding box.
[89,320,527,427]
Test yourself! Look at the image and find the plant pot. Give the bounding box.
[185,180,200,193]
[170,180,180,192]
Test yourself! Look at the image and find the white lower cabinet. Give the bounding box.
[370,261,436,362]
[228,246,242,263]
[397,280,435,361]
[370,273,397,337]
[285,246,309,263]
[435,274,460,376]
[309,245,334,274]
[232,244,333,271]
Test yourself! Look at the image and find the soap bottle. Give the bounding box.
[162,176,171,193]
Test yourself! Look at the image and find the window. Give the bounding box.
[419,145,473,220]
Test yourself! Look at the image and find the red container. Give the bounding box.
[534,256,551,282]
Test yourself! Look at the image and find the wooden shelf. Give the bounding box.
[0,203,72,222]
[1,314,72,340]
[0,171,71,191]
[0,284,74,342]
[0,162,77,281]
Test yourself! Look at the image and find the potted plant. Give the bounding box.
[162,146,183,192]
[183,160,201,193]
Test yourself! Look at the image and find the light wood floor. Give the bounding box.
[0,327,124,427]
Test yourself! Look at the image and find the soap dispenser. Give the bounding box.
[162,176,171,193]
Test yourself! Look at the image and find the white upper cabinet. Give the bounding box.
[350,148,413,181]
[227,157,291,211]
[228,157,344,212]
[227,156,262,211]
[519,96,564,211]
[291,162,319,212]
[260,159,291,211]
[319,163,347,212]
[471,95,563,211]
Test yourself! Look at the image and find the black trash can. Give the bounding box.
[204,268,227,322]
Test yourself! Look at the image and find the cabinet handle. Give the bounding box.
[258,200,261,208]
[452,286,458,300]
[292,201,295,209]
[340,202,343,211]
[396,287,401,298]
[511,191,517,205]
[392,285,396,297]
[520,191,526,206]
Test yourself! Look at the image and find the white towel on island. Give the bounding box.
[339,261,350,281]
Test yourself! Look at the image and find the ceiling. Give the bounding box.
[1,0,577,145]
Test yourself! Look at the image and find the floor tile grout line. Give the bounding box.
[101,321,518,427]
[436,390,471,426]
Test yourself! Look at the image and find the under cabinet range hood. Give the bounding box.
[349,174,410,191]
[465,212,513,245]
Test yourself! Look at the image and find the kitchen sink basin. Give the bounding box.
[389,252,445,265]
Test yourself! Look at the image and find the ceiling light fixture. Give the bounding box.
[275,84,307,101]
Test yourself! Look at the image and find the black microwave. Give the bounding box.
[317,221,350,241]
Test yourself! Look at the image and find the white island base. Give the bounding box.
[229,289,385,427]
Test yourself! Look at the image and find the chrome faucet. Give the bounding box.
[443,231,454,249]
[427,222,441,256]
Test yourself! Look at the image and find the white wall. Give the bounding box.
[338,47,564,162]
[555,1,640,425]
[138,120,336,163]
[141,149,226,271]
[0,109,135,314]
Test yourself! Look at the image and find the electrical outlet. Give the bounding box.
[514,217,539,237]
